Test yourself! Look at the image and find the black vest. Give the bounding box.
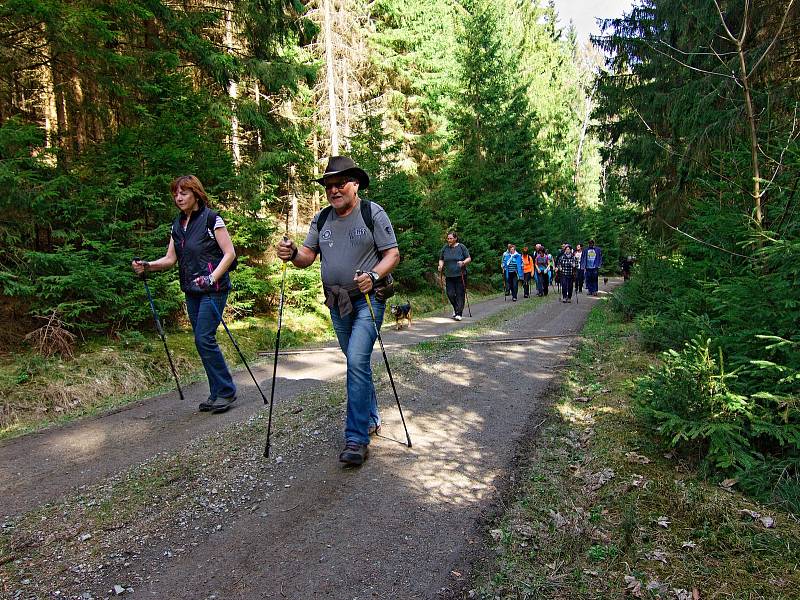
[171,205,232,295]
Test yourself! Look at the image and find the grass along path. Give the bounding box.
[469,302,800,599]
[0,286,496,441]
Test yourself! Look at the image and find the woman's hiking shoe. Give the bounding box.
[339,442,368,465]
[199,397,215,412]
[211,396,236,414]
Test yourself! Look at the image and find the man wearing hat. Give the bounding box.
[277,156,400,466]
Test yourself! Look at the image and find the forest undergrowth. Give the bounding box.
[470,301,800,600]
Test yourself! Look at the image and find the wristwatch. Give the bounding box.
[367,271,380,286]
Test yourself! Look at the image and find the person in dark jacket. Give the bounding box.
[132,175,238,414]
[581,239,603,296]
[556,244,578,303]
[573,243,585,294]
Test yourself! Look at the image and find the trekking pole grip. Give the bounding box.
[133,256,147,280]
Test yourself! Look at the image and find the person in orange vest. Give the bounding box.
[520,247,534,298]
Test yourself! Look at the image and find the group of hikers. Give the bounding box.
[131,154,608,467]
[436,236,605,321]
[501,241,603,303]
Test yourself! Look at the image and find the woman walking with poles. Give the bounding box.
[132,175,238,414]
[438,232,471,320]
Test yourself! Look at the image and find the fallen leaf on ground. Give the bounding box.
[645,550,668,563]
[631,474,648,488]
[625,452,651,464]
[673,589,692,600]
[719,478,737,491]
[549,509,567,529]
[489,529,502,542]
[693,588,701,599]
[656,516,670,528]
[759,516,775,528]
[739,509,761,519]
[680,541,696,550]
[574,396,591,403]
[624,575,642,597]
[450,570,462,578]
[583,570,598,577]
[663,451,675,459]
[588,468,615,491]
[647,579,668,594]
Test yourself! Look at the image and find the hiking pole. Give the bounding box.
[206,297,270,405]
[461,270,472,317]
[439,271,446,306]
[134,258,184,400]
[264,237,289,458]
[356,270,412,448]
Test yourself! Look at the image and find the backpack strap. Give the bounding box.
[206,209,219,237]
[204,208,239,271]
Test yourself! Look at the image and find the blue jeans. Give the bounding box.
[185,292,237,401]
[330,295,385,445]
[586,269,599,294]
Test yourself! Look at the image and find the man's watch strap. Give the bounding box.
[367,271,380,285]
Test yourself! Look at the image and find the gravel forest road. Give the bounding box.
[1,283,620,600]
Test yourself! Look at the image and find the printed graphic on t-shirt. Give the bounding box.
[320,227,333,248]
[349,227,369,247]
[586,248,597,268]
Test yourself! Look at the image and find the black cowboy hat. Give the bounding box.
[315,156,370,189]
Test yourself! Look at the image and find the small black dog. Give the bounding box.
[390,303,412,330]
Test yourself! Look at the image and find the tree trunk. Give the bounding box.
[574,83,596,190]
[324,0,339,154]
[737,43,762,225]
[226,5,241,166]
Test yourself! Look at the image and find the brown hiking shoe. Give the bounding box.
[338,441,369,465]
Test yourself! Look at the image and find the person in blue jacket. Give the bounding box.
[581,239,603,295]
[501,243,524,301]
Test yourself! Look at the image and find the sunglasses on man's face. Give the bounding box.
[323,179,355,191]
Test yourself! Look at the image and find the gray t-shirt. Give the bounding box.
[303,200,398,287]
[439,243,470,278]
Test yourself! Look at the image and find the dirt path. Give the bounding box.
[2,283,619,599]
[0,293,516,516]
